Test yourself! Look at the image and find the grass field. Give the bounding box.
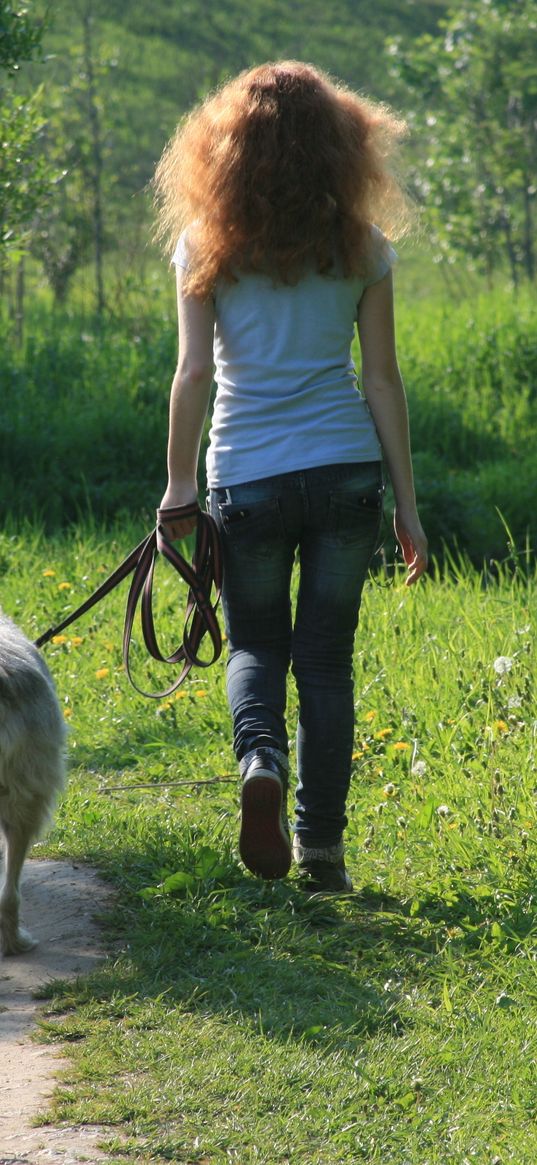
[2,523,536,1164]
[2,275,536,562]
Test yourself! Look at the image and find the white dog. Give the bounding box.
[0,610,66,955]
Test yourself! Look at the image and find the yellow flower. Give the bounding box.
[52,634,68,645]
[63,707,73,719]
[58,582,72,591]
[375,727,393,740]
[174,691,188,699]
[42,568,56,578]
[71,636,83,646]
[393,741,411,751]
[364,710,377,722]
[383,782,398,798]
[195,690,208,698]
[95,667,110,679]
[352,750,364,760]
[494,720,509,734]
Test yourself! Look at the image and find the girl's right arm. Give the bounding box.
[159,266,215,537]
[357,269,428,586]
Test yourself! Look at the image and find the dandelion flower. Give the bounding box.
[42,569,56,578]
[494,720,509,734]
[58,582,72,591]
[393,741,411,752]
[412,760,427,777]
[195,690,208,698]
[352,750,364,760]
[71,636,84,647]
[437,804,451,818]
[175,691,188,699]
[95,667,110,679]
[364,710,377,722]
[494,656,513,675]
[63,707,73,719]
[375,727,393,740]
[383,782,397,798]
[52,634,68,645]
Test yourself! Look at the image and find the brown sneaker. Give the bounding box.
[292,836,353,893]
[239,749,291,880]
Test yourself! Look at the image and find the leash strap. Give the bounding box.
[35,504,223,699]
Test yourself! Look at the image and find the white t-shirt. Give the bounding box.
[172,227,396,488]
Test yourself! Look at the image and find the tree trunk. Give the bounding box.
[15,257,25,347]
[501,212,519,292]
[82,8,105,317]
[522,179,535,282]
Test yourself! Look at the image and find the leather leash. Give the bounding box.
[35,504,223,698]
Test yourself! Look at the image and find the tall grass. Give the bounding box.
[1,280,535,559]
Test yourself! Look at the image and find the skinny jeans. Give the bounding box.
[208,461,383,846]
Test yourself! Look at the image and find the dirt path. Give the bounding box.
[0,859,114,1164]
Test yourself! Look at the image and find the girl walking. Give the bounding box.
[153,61,427,891]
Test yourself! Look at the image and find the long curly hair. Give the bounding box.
[152,61,412,298]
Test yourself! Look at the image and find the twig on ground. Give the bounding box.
[99,776,237,793]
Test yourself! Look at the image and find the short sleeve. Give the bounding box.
[171,230,189,269]
[364,224,397,287]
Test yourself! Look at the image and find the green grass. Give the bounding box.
[1,272,536,560]
[2,523,536,1164]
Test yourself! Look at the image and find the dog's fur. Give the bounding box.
[0,611,66,955]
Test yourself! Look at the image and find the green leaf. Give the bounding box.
[194,846,228,880]
[161,871,197,894]
[442,979,453,1015]
[416,796,437,829]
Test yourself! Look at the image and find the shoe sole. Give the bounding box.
[239,773,291,880]
[296,877,354,895]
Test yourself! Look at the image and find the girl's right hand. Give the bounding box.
[158,482,199,539]
[393,507,428,586]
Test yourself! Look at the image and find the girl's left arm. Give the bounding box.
[159,266,215,536]
[357,269,428,586]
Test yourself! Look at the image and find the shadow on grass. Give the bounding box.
[37,824,529,1056]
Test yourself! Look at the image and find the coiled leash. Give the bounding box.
[35,504,223,698]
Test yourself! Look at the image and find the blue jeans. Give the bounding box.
[208,461,383,846]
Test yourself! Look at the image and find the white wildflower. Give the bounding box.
[412,760,427,778]
[437,804,451,818]
[493,656,513,676]
[507,695,523,709]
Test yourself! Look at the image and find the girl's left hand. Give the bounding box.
[394,508,428,586]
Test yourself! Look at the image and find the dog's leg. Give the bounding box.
[0,816,37,956]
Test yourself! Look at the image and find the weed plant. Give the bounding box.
[1,523,536,1163]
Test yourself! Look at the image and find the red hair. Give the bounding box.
[153,61,412,297]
